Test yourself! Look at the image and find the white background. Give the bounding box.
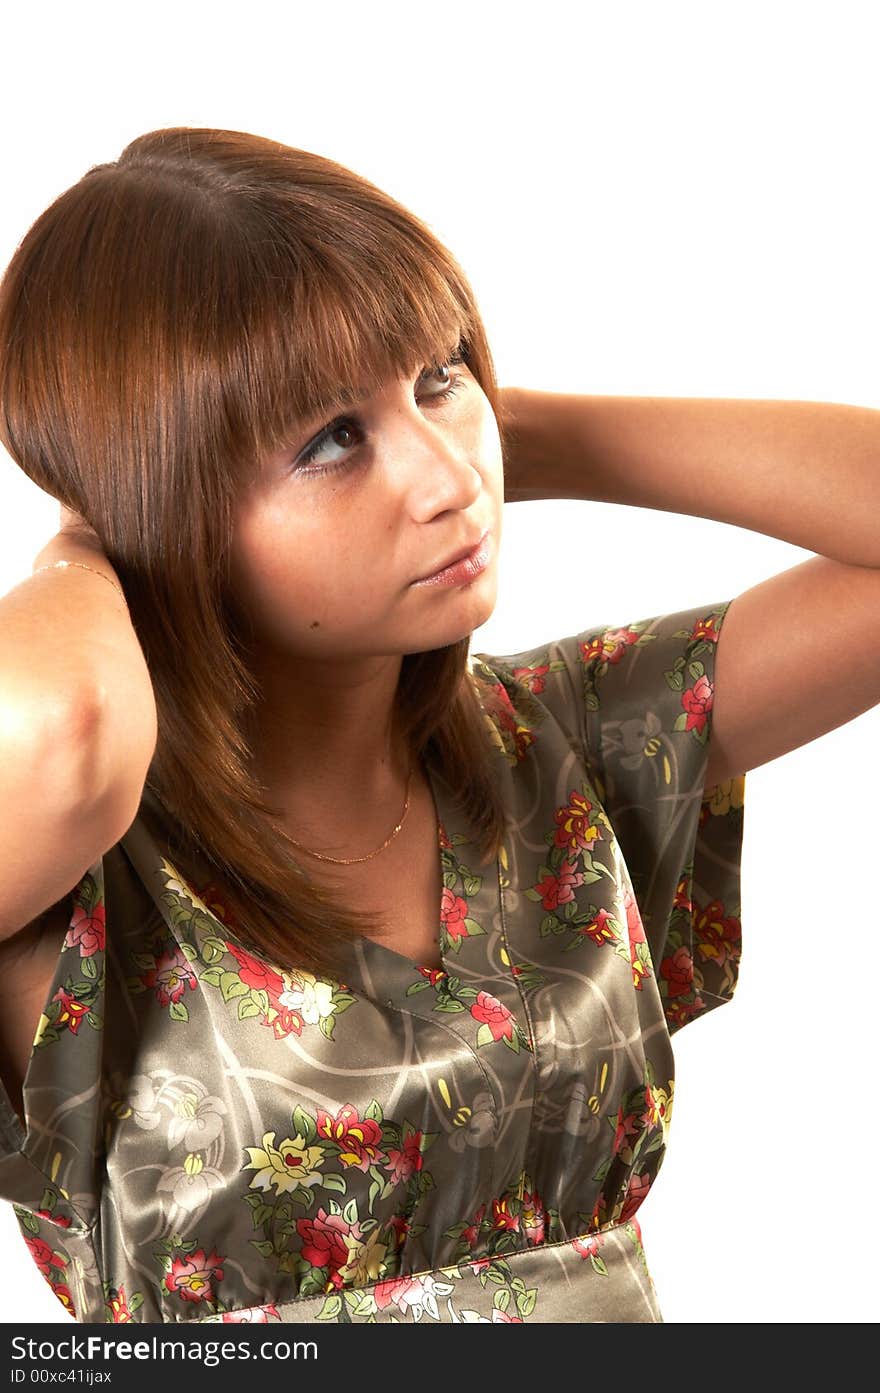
[1,0,877,1324]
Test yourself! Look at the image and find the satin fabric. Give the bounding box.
[0,600,745,1324]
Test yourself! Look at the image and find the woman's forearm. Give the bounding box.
[0,528,157,806]
[497,386,880,568]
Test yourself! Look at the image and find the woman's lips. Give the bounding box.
[411,529,492,588]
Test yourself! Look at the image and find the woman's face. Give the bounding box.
[228,349,505,661]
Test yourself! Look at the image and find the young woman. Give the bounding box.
[0,127,877,1326]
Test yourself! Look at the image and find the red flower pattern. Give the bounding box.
[577,906,618,947]
[521,1190,546,1246]
[572,1232,606,1261]
[385,1131,425,1185]
[533,858,585,911]
[227,944,285,999]
[623,890,650,990]
[694,900,741,967]
[164,1249,225,1304]
[553,791,603,856]
[461,1204,486,1248]
[512,662,549,695]
[25,1237,55,1276]
[681,673,714,735]
[440,889,470,943]
[296,1208,360,1285]
[64,899,105,957]
[660,945,695,998]
[470,991,514,1042]
[690,614,720,644]
[491,1198,520,1232]
[373,1275,425,1312]
[673,873,694,913]
[35,1208,72,1229]
[52,988,90,1035]
[613,1107,642,1156]
[579,626,640,666]
[386,1214,414,1248]
[490,682,535,761]
[141,946,197,1008]
[315,1104,385,1171]
[50,1284,76,1317]
[619,1172,652,1223]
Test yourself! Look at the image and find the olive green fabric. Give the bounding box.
[0,600,745,1324]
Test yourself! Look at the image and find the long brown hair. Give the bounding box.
[0,126,513,979]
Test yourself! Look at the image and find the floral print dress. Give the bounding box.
[0,600,745,1324]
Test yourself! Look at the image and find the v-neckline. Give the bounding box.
[349,748,461,980]
[135,754,496,991]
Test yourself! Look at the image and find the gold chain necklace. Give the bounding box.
[283,760,415,865]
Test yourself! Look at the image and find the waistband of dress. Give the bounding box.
[185,1218,662,1325]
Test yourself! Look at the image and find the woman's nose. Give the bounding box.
[391,412,483,523]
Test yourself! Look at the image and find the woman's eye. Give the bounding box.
[291,349,468,478]
[420,344,468,398]
[295,421,360,475]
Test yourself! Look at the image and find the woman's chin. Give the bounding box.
[407,589,499,653]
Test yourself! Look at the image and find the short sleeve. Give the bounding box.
[0,860,109,1320]
[474,598,745,1037]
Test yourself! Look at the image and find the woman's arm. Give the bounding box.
[498,388,880,565]
[497,387,880,786]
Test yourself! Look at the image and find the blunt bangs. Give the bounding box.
[218,205,476,470]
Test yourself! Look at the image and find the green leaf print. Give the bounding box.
[199,936,228,965]
[292,1105,317,1143]
[345,1289,375,1318]
[317,1294,342,1320]
[463,917,485,936]
[517,1288,538,1317]
[168,1001,188,1023]
[404,978,431,996]
[220,971,249,1002]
